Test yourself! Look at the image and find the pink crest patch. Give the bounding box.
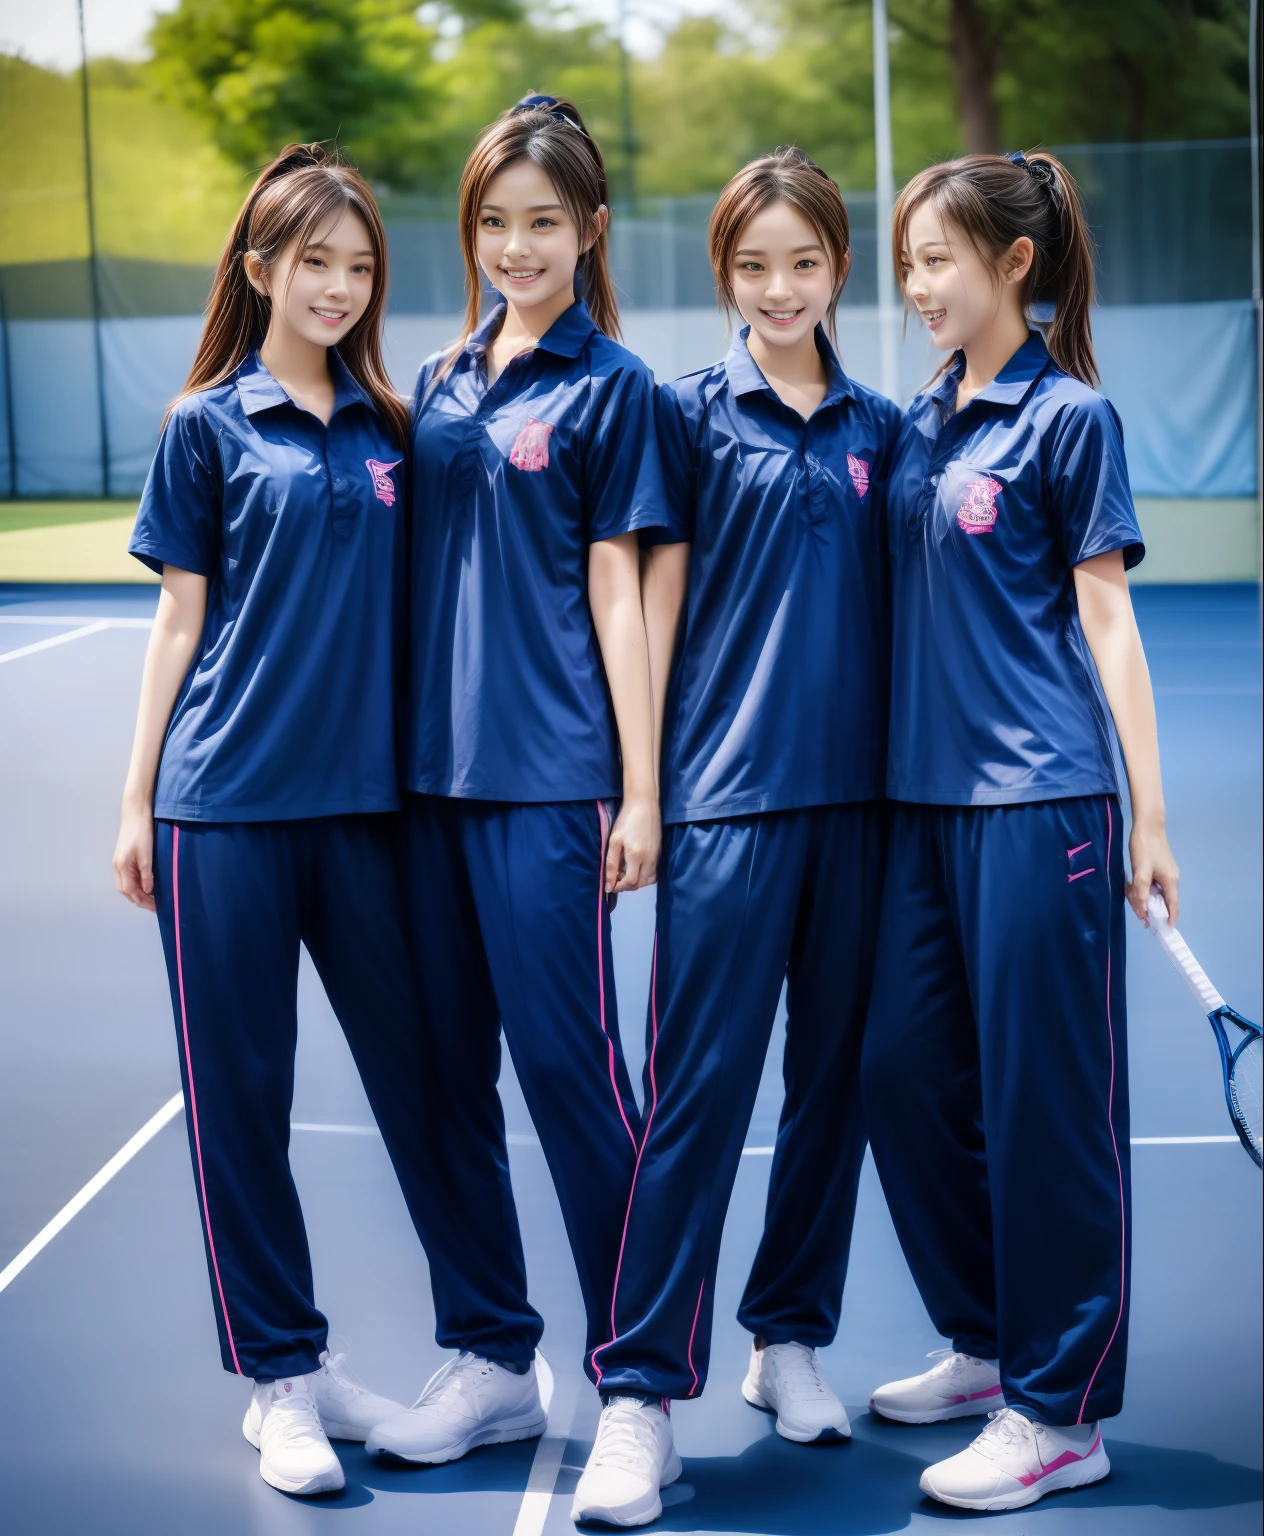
[282,1381,292,1393]
[509,417,554,472]
[847,454,871,498]
[366,459,402,506]
[956,476,1003,534]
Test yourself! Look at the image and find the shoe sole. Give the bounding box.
[869,1395,997,1425]
[921,1444,1111,1511]
[368,1410,548,1465]
[571,1451,683,1528]
[258,1460,346,1496]
[742,1377,851,1444]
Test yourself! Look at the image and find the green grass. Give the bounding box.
[0,500,139,535]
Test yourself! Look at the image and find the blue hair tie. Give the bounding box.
[512,94,585,133]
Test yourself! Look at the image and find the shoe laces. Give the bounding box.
[264,1382,325,1447]
[320,1337,369,1396]
[590,1399,663,1473]
[409,1351,496,1416]
[770,1344,832,1400]
[975,1407,1036,1460]
[924,1347,966,1379]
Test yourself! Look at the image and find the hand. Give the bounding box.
[605,793,661,894]
[1128,816,1179,926]
[114,800,157,913]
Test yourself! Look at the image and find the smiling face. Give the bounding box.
[900,199,1029,355]
[476,158,599,320]
[729,200,836,352]
[254,207,376,350]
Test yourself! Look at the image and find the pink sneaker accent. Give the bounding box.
[1018,1429,1101,1487]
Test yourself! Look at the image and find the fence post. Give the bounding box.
[0,277,16,499]
[78,0,111,500]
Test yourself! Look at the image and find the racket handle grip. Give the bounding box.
[1147,887,1225,1015]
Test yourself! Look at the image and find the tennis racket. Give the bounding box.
[1147,888,1261,1169]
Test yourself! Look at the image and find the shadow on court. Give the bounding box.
[608,1428,1264,1534]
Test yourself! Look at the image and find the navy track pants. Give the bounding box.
[154,814,543,1381]
[590,803,885,1399]
[862,797,1131,1426]
[402,794,643,1379]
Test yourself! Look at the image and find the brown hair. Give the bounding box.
[440,94,617,379]
[892,150,1098,386]
[708,147,852,343]
[170,143,408,445]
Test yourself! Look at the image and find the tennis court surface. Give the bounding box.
[1,580,1259,1535]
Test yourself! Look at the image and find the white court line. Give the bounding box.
[0,620,109,664]
[0,1092,184,1297]
[291,1126,1241,1150]
[0,615,153,628]
[1130,1134,1239,1144]
[513,1355,579,1536]
[290,1121,379,1136]
[0,616,152,664]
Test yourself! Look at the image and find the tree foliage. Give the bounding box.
[127,0,1264,195]
[149,0,443,184]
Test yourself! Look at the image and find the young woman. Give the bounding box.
[113,145,541,1497]
[863,150,1179,1513]
[361,96,669,1467]
[569,148,903,1528]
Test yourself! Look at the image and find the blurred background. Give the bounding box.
[0,0,1258,580]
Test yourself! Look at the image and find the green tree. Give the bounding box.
[149,0,444,185]
[885,0,1250,154]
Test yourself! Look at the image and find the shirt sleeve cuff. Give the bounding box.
[127,539,213,578]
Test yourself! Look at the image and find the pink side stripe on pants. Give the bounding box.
[172,826,244,1376]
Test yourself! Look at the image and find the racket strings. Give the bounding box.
[1228,1033,1262,1164]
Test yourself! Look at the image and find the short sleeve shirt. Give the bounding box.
[406,300,671,802]
[886,330,1145,806]
[129,351,405,821]
[654,326,903,824]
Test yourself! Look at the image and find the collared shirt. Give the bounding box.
[652,326,903,824]
[887,330,1144,806]
[406,299,670,802]
[129,350,405,821]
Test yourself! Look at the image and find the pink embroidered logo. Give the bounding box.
[956,476,1002,534]
[847,454,870,498]
[509,417,554,472]
[366,459,401,506]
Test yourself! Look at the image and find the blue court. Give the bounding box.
[0,581,1259,1534]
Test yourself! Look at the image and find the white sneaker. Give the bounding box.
[311,1337,406,1441]
[869,1348,1002,1424]
[920,1407,1110,1511]
[365,1352,547,1464]
[242,1375,346,1495]
[741,1341,851,1443]
[571,1397,682,1528]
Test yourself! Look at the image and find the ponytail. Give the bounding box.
[439,94,618,385]
[892,149,1099,386]
[170,142,409,446]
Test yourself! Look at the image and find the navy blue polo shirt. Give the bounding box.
[407,300,670,802]
[887,330,1144,806]
[129,350,405,821]
[653,326,903,824]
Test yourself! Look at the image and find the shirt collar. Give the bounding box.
[465,298,599,362]
[235,348,370,418]
[724,324,855,407]
[932,329,1053,415]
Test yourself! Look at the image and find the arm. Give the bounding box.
[113,566,208,911]
[640,541,690,779]
[589,532,660,893]
[1074,549,1180,922]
